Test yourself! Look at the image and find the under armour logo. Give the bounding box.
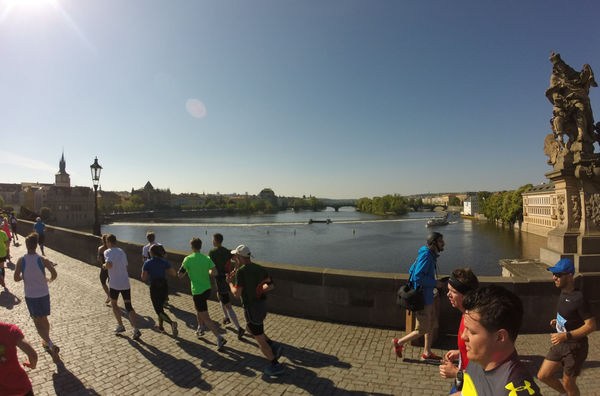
[505,380,536,395]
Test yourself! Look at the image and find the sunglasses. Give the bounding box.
[552,272,569,278]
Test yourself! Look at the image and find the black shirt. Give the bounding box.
[556,289,592,333]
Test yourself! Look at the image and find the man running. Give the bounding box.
[33,217,45,256]
[9,213,18,245]
[98,234,111,305]
[209,233,243,339]
[14,232,60,363]
[103,234,141,340]
[537,258,597,396]
[439,268,479,394]
[0,227,8,291]
[141,244,178,336]
[455,285,541,396]
[178,237,226,351]
[226,244,284,376]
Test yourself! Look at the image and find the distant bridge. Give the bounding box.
[320,198,357,211]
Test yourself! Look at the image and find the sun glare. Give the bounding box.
[5,0,57,9]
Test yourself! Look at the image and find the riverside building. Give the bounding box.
[521,182,557,237]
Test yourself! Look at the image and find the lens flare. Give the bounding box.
[186,99,207,119]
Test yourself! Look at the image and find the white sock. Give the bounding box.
[228,307,240,329]
[220,302,228,318]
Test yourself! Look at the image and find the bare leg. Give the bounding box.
[33,316,52,345]
[254,333,275,360]
[198,311,220,339]
[423,332,432,356]
[537,359,566,394]
[396,330,422,346]
[563,373,580,396]
[124,300,138,328]
[111,299,123,326]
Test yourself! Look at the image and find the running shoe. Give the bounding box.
[195,326,205,337]
[132,329,142,341]
[154,325,165,333]
[114,324,126,334]
[421,352,443,361]
[171,321,178,337]
[217,337,227,351]
[264,363,285,376]
[237,327,245,340]
[223,317,231,325]
[105,296,111,305]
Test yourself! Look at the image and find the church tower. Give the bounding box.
[55,151,71,187]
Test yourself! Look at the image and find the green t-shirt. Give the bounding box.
[209,246,232,277]
[234,262,269,307]
[182,252,215,295]
[0,230,7,257]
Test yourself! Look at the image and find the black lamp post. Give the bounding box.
[90,157,103,236]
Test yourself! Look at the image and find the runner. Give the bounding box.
[13,232,60,363]
[97,234,111,305]
[9,213,18,245]
[2,218,12,262]
[33,217,45,256]
[103,234,141,340]
[0,226,8,291]
[178,237,226,351]
[0,322,38,396]
[537,258,597,396]
[226,244,284,376]
[141,244,178,336]
[209,233,243,339]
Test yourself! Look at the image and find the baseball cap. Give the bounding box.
[547,258,575,275]
[231,244,252,258]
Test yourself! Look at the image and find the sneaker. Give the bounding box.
[171,321,178,337]
[237,327,245,340]
[264,363,285,376]
[392,338,403,359]
[132,329,142,340]
[195,326,205,337]
[223,317,231,325]
[114,324,126,334]
[105,296,111,305]
[272,342,283,359]
[421,352,443,361]
[217,337,227,351]
[154,325,165,333]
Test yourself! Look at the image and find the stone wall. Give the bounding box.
[16,220,599,334]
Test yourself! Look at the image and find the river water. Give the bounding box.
[102,208,546,276]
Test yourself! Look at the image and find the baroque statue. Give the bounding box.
[544,52,600,174]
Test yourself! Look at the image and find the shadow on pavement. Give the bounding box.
[52,361,101,395]
[281,343,351,369]
[127,338,212,391]
[0,289,21,309]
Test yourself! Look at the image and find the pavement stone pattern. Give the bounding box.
[1,241,599,395]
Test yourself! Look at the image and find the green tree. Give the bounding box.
[448,196,461,206]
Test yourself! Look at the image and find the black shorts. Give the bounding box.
[217,291,230,305]
[38,234,45,245]
[11,224,17,233]
[192,289,211,312]
[109,288,131,301]
[244,300,267,336]
[100,268,109,284]
[546,337,589,377]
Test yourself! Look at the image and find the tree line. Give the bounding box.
[476,184,532,225]
[355,195,429,215]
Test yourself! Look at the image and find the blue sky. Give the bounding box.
[1,0,599,198]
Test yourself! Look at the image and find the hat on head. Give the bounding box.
[231,244,251,258]
[35,217,41,222]
[547,258,575,275]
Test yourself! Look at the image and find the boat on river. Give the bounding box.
[308,218,332,224]
[426,213,449,227]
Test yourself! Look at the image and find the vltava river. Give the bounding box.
[102,208,546,276]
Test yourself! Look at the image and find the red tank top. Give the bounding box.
[458,314,469,369]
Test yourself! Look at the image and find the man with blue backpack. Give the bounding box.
[393,232,446,361]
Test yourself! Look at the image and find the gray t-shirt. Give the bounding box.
[462,351,541,396]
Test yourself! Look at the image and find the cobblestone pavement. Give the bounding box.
[1,242,599,395]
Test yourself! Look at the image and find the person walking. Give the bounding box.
[0,322,38,396]
[33,217,45,256]
[226,244,284,376]
[209,233,244,339]
[537,258,597,396]
[141,244,178,336]
[103,234,141,340]
[13,232,60,363]
[439,268,479,394]
[9,213,18,245]
[393,232,446,361]
[98,234,111,305]
[178,237,226,351]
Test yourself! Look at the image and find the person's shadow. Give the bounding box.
[0,289,21,309]
[52,361,101,395]
[126,338,212,391]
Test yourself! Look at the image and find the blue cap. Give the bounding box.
[547,258,575,275]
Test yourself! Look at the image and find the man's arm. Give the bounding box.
[14,258,23,282]
[166,267,176,277]
[17,337,38,369]
[412,256,438,288]
[552,317,596,345]
[141,270,149,282]
[177,264,187,279]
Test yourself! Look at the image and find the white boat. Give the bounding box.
[426,213,449,227]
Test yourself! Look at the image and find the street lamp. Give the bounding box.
[90,157,103,236]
